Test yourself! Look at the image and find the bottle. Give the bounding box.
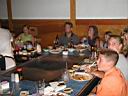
[16,67,23,80]
[26,41,33,51]
[62,70,70,82]
[53,34,59,48]
[11,73,15,82]
[36,43,42,54]
[62,62,70,82]
[68,39,74,48]
[91,46,97,60]
[14,73,19,83]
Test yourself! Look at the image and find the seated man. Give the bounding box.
[93,49,127,96]
[58,22,79,46]
[102,31,112,48]
[0,28,16,70]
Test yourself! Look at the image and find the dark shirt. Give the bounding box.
[103,41,108,48]
[86,37,96,47]
[58,33,79,46]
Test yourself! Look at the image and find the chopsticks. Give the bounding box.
[89,61,97,69]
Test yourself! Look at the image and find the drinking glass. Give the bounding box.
[36,79,45,95]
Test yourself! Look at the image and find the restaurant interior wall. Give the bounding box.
[0,0,128,47]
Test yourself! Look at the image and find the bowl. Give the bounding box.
[49,49,62,54]
[68,48,75,52]
[62,51,68,56]
[63,88,73,94]
[71,72,93,82]
[43,49,49,52]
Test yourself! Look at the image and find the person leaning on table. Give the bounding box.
[90,49,128,96]
[0,28,16,70]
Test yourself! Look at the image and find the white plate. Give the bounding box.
[71,72,93,81]
[49,81,66,92]
[68,48,75,52]
[45,92,69,96]
[43,49,49,52]
[49,49,62,54]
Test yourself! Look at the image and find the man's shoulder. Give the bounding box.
[104,68,124,83]
[0,28,10,33]
[72,32,78,37]
[0,28,11,37]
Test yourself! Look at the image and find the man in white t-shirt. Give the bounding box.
[108,35,128,80]
[0,28,16,70]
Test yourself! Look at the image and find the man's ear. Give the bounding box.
[71,27,73,31]
[119,44,123,50]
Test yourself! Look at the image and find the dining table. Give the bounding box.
[0,48,101,96]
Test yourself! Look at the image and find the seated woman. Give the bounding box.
[81,25,100,48]
[102,31,112,48]
[58,22,79,47]
[15,25,35,49]
[122,27,128,60]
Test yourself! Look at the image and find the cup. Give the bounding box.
[36,80,45,95]
[15,73,19,83]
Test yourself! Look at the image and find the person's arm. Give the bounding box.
[90,86,97,94]
[91,70,105,78]
[72,34,80,45]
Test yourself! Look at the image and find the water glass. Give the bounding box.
[36,80,45,95]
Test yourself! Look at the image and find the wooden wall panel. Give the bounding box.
[1,19,128,47]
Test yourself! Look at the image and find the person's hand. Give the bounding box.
[91,70,104,78]
[80,64,97,73]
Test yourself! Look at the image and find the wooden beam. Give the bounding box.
[0,20,1,28]
[7,0,13,32]
[70,0,76,32]
[0,14,1,27]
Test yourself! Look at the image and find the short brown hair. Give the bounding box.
[64,22,73,28]
[99,49,119,66]
[23,25,30,29]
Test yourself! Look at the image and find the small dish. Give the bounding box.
[49,81,66,92]
[62,51,68,55]
[68,48,75,53]
[20,91,29,96]
[49,49,62,54]
[43,48,49,52]
[63,87,73,94]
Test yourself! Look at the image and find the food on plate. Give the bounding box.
[72,73,93,81]
[45,92,67,96]
[72,74,89,81]
[57,82,65,86]
[84,58,90,63]
[56,93,65,96]
[20,91,29,96]
[73,65,80,68]
[68,69,75,73]
[72,65,80,70]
